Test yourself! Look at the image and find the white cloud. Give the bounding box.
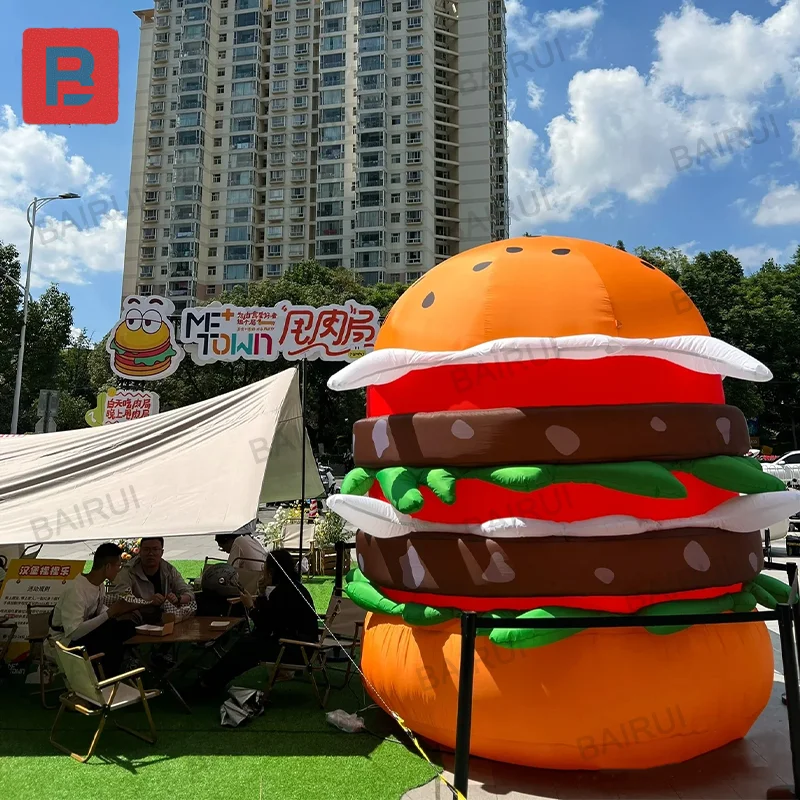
[789,119,800,158]
[753,182,800,225]
[728,241,797,271]
[651,2,800,100]
[506,0,603,59]
[507,1,800,232]
[677,240,699,256]
[0,106,126,290]
[525,79,545,110]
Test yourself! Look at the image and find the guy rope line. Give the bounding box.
[266,552,467,800]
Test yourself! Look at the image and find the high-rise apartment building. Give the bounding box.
[122,0,508,312]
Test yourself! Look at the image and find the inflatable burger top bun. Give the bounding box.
[375,236,709,352]
[330,236,771,415]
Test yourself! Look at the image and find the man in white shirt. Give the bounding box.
[51,543,141,677]
[215,520,268,569]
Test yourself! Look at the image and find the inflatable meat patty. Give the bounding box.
[326,236,800,770]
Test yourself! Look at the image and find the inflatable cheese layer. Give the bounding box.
[327,236,796,769]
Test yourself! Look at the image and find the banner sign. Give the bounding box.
[181,300,380,364]
[86,389,160,427]
[107,296,380,376]
[0,559,86,662]
[107,295,185,381]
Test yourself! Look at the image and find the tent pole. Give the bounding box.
[298,359,307,575]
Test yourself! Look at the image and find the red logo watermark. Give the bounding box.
[22,28,119,125]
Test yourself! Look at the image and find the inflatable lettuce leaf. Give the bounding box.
[420,468,458,505]
[464,466,552,492]
[639,594,734,635]
[341,467,376,496]
[375,467,425,514]
[746,573,791,608]
[489,607,608,649]
[345,570,405,616]
[552,462,688,499]
[670,455,786,494]
[402,603,458,626]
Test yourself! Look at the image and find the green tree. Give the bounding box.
[0,240,75,433]
[55,332,96,431]
[633,245,689,283]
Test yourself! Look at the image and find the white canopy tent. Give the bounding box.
[0,368,324,547]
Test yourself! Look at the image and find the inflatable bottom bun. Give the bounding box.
[361,613,773,770]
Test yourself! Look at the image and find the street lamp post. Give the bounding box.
[9,193,80,434]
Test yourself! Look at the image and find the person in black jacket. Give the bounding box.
[198,549,320,692]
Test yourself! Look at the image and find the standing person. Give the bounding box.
[214,520,268,569]
[198,549,320,692]
[111,537,194,607]
[51,543,141,677]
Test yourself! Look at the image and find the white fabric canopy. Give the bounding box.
[0,368,324,546]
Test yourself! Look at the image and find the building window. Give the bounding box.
[210,229,219,239]
[391,193,400,203]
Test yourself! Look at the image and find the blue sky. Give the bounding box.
[1,0,799,339]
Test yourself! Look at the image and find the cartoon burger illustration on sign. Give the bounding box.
[107,296,184,380]
[326,236,800,770]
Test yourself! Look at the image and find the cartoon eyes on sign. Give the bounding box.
[124,308,163,334]
[106,296,184,380]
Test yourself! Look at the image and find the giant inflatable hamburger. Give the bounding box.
[327,236,798,770]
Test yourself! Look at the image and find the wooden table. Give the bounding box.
[126,616,245,712]
[126,616,243,645]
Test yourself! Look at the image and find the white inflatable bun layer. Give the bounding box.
[327,335,772,391]
[326,491,800,540]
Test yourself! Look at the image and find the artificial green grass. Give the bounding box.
[0,563,437,800]
[0,670,436,800]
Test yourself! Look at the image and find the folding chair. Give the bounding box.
[318,595,366,690]
[50,641,161,763]
[259,598,343,709]
[27,604,60,708]
[0,617,18,682]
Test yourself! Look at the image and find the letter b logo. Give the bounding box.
[23,29,119,124]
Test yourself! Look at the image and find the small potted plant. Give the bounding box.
[311,510,351,576]
[261,507,290,549]
[116,538,141,562]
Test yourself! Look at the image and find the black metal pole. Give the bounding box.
[454,612,477,798]
[297,359,307,574]
[768,603,800,799]
[334,540,344,597]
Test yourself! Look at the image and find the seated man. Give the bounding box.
[215,520,268,570]
[51,543,141,677]
[111,536,194,608]
[198,549,320,693]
